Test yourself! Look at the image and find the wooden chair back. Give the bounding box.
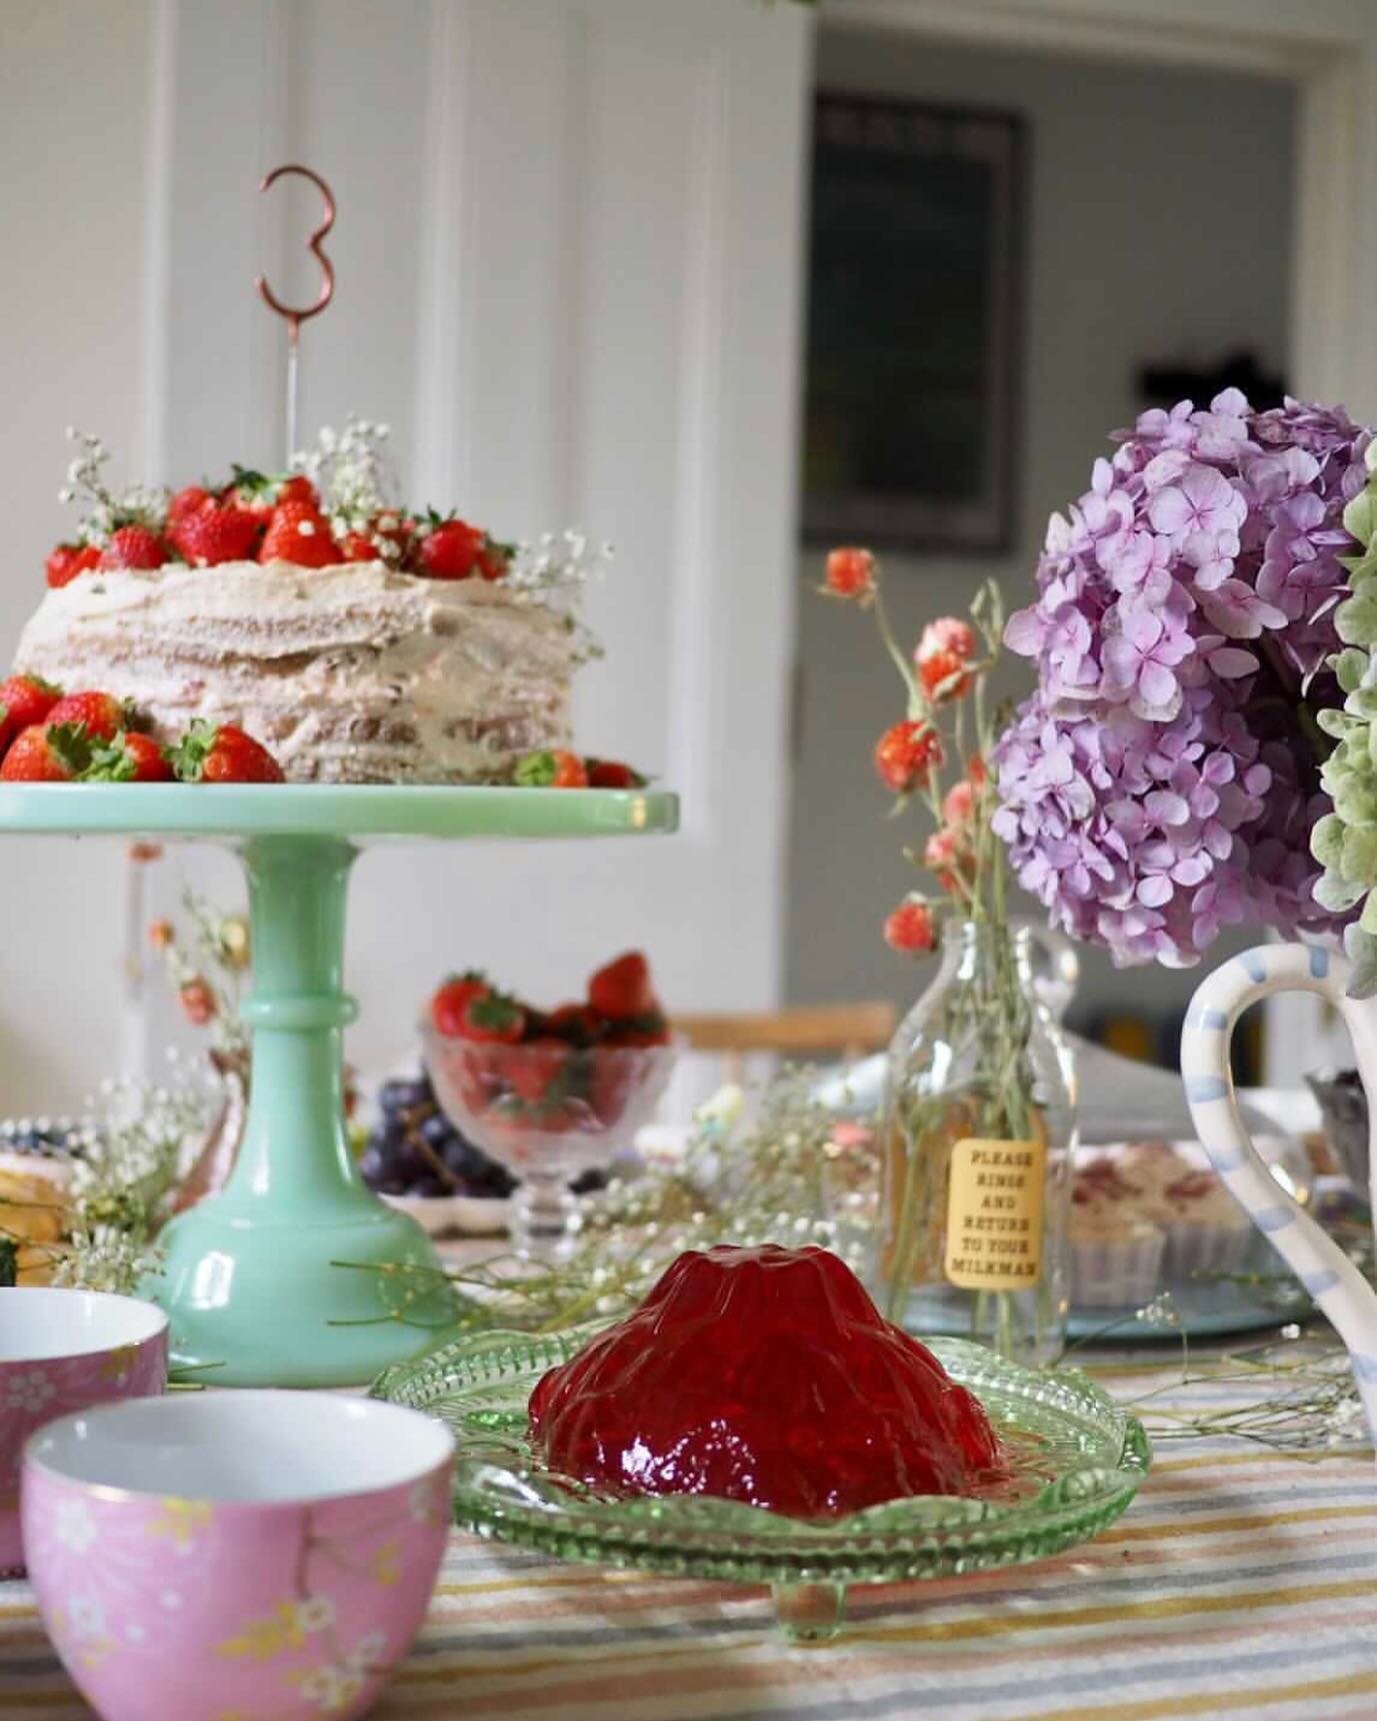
[669,1001,897,1085]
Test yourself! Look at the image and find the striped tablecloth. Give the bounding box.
[3,1343,1375,1721]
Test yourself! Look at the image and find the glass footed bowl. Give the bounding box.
[372,1326,1150,1643]
[421,1026,676,1259]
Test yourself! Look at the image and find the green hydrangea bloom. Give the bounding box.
[1315,443,1377,994]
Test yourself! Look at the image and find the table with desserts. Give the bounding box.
[0,1325,1371,1721]
[0,786,1368,1717]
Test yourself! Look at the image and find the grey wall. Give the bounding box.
[785,28,1297,1057]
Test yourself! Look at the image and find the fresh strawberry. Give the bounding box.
[547,1002,607,1047]
[455,989,526,1045]
[417,518,484,580]
[514,749,589,789]
[225,468,318,520]
[170,721,285,784]
[477,539,514,581]
[348,512,415,565]
[44,543,101,589]
[0,723,91,782]
[276,475,318,508]
[45,691,127,744]
[168,485,213,528]
[507,1040,571,1105]
[605,1010,672,1048]
[0,675,60,756]
[453,1051,503,1117]
[99,526,171,571]
[431,971,489,1037]
[590,1055,636,1127]
[169,498,262,567]
[874,719,943,795]
[83,731,174,784]
[258,500,340,569]
[338,531,380,563]
[585,758,646,789]
[223,470,273,522]
[587,951,658,1022]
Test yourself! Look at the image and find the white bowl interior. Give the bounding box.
[0,1288,167,1362]
[28,1390,455,1503]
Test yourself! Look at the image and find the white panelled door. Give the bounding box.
[141,0,813,1079]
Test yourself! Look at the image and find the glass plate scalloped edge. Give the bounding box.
[372,1323,1150,1633]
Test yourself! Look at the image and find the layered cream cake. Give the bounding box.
[15,561,578,784]
[15,421,593,784]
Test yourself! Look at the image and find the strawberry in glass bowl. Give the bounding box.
[421,953,677,1258]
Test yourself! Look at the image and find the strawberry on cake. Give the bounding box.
[14,422,594,786]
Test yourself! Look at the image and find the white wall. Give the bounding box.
[0,2,153,1105]
[786,28,1297,1055]
[0,0,812,1111]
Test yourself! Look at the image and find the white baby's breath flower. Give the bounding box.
[1135,1293,1180,1330]
[292,417,397,535]
[58,429,168,543]
[695,1084,746,1135]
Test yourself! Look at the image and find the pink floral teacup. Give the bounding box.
[23,1390,455,1721]
[0,1287,167,1574]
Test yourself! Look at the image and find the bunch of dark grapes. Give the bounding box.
[359,1073,517,1200]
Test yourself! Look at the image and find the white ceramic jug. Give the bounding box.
[1181,943,1377,1435]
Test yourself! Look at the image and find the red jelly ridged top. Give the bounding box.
[527,1243,1004,1518]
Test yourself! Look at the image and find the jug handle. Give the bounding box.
[1181,942,1377,1436]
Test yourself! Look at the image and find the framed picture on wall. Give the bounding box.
[802,93,1026,554]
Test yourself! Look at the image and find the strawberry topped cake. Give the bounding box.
[14,422,595,785]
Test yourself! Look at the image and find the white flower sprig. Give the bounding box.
[507,528,610,599]
[50,1077,210,1296]
[506,529,610,661]
[291,417,405,559]
[58,428,169,546]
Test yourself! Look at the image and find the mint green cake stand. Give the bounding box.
[0,783,678,1386]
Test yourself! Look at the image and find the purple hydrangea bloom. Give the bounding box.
[994,391,1370,968]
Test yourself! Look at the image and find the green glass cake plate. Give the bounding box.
[372,1326,1151,1642]
[0,783,677,1387]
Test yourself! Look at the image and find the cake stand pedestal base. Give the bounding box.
[0,781,678,1387]
[153,833,449,1386]
[157,1198,446,1387]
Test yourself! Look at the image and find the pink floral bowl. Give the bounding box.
[22,1390,455,1721]
[0,1288,167,1575]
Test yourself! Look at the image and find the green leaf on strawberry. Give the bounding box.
[459,989,526,1044]
[169,720,216,783]
[82,736,139,783]
[45,722,96,777]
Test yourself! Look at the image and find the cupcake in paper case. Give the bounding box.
[1116,1141,1196,1196]
[1156,1170,1256,1281]
[1068,1197,1167,1309]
